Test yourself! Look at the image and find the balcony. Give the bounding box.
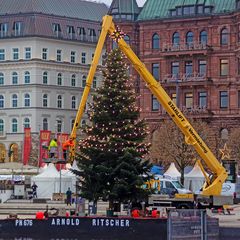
[161,42,212,57]
[161,73,208,85]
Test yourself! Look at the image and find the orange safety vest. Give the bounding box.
[62,139,74,150]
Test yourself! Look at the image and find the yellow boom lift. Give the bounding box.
[68,15,228,198]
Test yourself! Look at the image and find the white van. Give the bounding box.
[150,176,192,196]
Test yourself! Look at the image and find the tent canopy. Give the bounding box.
[164,162,181,179]
[184,162,206,193]
[31,163,75,199]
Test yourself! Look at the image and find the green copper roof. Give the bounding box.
[138,0,236,20]
[109,0,140,14]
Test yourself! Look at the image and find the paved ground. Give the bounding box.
[208,205,240,227]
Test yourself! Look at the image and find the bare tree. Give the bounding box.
[150,119,214,184]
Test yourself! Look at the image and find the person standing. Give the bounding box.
[66,187,72,206]
[32,182,38,198]
[48,138,58,158]
[62,138,74,161]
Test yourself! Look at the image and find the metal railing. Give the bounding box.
[162,42,210,52]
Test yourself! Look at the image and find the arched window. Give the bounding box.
[0,95,4,108]
[81,119,86,127]
[43,118,48,130]
[43,71,48,84]
[220,128,229,140]
[0,119,4,133]
[12,72,18,84]
[12,94,18,107]
[221,28,229,45]
[12,118,18,133]
[124,35,130,45]
[43,94,48,107]
[71,74,76,87]
[186,31,194,45]
[82,75,86,87]
[24,71,30,84]
[57,95,62,108]
[57,73,62,85]
[23,117,30,128]
[152,33,160,49]
[0,73,4,85]
[93,77,97,88]
[24,93,30,107]
[172,32,180,46]
[71,96,76,109]
[199,30,207,44]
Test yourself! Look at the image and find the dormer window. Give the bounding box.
[237,0,240,9]
[13,22,22,36]
[0,23,8,38]
[88,28,96,42]
[52,23,61,37]
[67,26,75,39]
[78,27,86,41]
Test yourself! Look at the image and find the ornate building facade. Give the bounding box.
[108,0,240,160]
[0,0,108,163]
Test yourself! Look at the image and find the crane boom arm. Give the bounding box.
[70,15,227,196]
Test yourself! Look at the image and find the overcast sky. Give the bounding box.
[98,0,146,7]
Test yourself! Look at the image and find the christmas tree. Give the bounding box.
[76,48,152,211]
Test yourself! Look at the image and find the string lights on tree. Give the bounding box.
[75,47,152,207]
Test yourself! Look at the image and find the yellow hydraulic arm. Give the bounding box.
[70,15,227,196]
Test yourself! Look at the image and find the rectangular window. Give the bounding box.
[71,51,76,63]
[152,63,159,80]
[171,62,179,77]
[220,91,228,108]
[185,61,193,77]
[42,48,48,60]
[199,60,206,76]
[25,47,31,59]
[81,52,86,64]
[185,93,193,109]
[56,49,62,62]
[13,22,22,36]
[0,23,8,37]
[12,48,19,60]
[171,93,177,105]
[198,92,207,108]
[220,59,229,76]
[238,90,240,108]
[152,95,159,111]
[197,5,204,14]
[0,49,5,61]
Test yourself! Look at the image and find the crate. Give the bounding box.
[52,193,65,201]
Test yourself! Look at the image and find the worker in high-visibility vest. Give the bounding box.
[48,138,58,158]
[62,138,74,161]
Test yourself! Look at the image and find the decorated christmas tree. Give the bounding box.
[76,48,152,211]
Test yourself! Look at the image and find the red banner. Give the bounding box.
[23,128,32,165]
[56,133,69,170]
[39,130,51,167]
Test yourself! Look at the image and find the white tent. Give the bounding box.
[184,163,206,193]
[164,162,181,180]
[31,163,75,199]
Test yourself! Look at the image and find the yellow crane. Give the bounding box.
[68,15,227,197]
